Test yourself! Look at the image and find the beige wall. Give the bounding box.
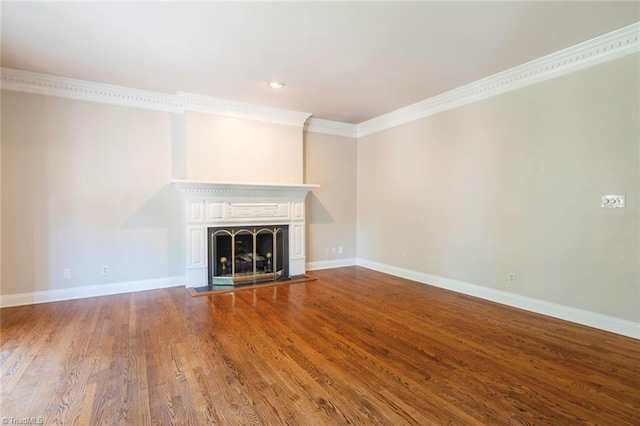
[304,131,357,264]
[185,112,304,184]
[2,54,638,328]
[1,91,183,295]
[0,92,319,298]
[357,54,639,322]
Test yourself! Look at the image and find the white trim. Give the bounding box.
[0,69,312,128]
[171,179,319,200]
[0,276,185,308]
[356,259,640,340]
[177,91,311,128]
[357,22,640,137]
[305,118,358,138]
[1,22,640,138]
[306,258,357,271]
[3,23,638,133]
[0,68,184,113]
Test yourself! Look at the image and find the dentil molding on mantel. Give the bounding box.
[171,179,320,199]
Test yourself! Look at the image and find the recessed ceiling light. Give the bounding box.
[269,81,285,89]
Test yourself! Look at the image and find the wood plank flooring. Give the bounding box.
[1,266,639,425]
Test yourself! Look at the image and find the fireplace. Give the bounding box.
[208,225,288,286]
[171,180,318,289]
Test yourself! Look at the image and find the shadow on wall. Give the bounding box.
[306,192,334,225]
[122,185,185,276]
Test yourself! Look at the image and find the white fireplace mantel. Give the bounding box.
[171,179,319,287]
[171,179,319,200]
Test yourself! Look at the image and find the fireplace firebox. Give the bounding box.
[208,225,289,286]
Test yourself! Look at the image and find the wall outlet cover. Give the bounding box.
[601,195,625,208]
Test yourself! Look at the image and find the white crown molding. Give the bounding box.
[0,69,312,128]
[0,68,184,113]
[357,22,640,137]
[305,118,358,138]
[3,23,638,134]
[177,91,311,128]
[356,259,640,340]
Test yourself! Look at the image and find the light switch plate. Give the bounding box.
[601,195,625,208]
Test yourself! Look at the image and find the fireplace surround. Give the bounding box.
[172,180,318,288]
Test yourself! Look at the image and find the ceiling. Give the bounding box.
[1,2,638,124]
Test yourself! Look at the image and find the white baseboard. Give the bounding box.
[0,276,185,308]
[306,258,357,271]
[4,263,637,340]
[356,259,640,340]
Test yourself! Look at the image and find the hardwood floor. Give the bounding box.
[1,266,639,425]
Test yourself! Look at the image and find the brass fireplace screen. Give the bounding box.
[208,225,288,286]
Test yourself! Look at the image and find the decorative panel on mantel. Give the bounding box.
[187,199,204,223]
[187,226,206,268]
[227,202,290,221]
[172,180,318,287]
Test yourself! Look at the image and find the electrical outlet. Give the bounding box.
[338,246,343,254]
[402,253,408,262]
[63,268,71,279]
[332,247,336,254]
[601,194,625,208]
[508,273,516,284]
[102,265,109,275]
[325,247,330,255]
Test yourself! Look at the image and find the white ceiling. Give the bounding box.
[1,1,638,124]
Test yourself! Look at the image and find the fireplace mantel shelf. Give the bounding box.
[171,179,319,198]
